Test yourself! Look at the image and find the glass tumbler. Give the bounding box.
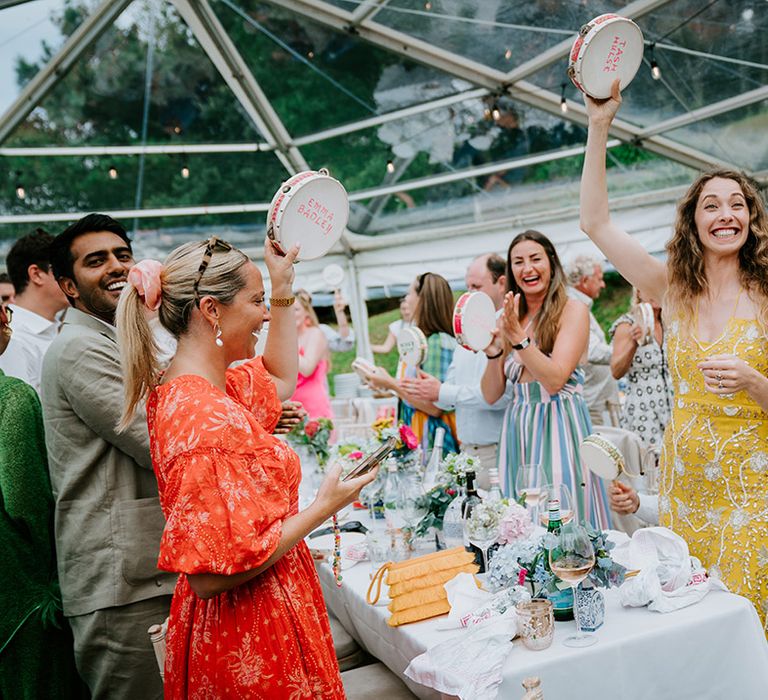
[516,600,555,651]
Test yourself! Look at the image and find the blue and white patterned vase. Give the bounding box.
[575,584,604,632]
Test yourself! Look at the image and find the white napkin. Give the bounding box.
[614,527,728,613]
[404,610,517,700]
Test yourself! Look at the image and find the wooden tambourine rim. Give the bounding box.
[580,433,642,480]
[397,326,428,368]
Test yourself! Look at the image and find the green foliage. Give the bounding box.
[592,271,632,335]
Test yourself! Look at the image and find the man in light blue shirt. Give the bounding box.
[402,253,509,488]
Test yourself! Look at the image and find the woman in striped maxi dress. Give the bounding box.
[481,230,612,529]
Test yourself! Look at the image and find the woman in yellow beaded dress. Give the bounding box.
[579,81,768,633]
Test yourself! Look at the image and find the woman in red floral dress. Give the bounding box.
[116,237,377,698]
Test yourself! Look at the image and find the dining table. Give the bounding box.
[315,517,768,700]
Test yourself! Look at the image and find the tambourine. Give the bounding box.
[580,433,643,480]
[567,14,644,99]
[452,291,496,353]
[397,326,428,368]
[322,263,345,288]
[351,356,376,383]
[266,168,348,261]
[631,302,654,345]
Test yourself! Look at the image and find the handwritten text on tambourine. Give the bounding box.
[296,197,335,234]
[603,35,627,73]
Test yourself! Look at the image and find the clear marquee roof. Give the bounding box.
[0,0,766,264]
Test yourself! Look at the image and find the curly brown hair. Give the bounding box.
[505,230,568,355]
[666,170,768,330]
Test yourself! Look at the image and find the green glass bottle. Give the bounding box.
[546,498,574,622]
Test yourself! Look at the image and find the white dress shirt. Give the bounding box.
[567,287,619,417]
[320,323,355,352]
[0,304,60,392]
[435,345,510,445]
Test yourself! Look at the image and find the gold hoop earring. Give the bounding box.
[215,323,224,348]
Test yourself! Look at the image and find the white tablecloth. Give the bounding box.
[317,541,768,700]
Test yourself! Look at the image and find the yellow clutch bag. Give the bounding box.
[366,546,480,627]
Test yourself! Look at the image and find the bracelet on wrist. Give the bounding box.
[269,295,295,307]
[485,348,504,360]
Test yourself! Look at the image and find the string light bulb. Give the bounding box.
[307,50,314,59]
[650,44,661,80]
[108,165,118,180]
[181,164,190,179]
[491,103,501,121]
[504,48,512,61]
[14,171,24,199]
[424,1,432,9]
[560,83,568,114]
[483,106,492,120]
[386,159,395,174]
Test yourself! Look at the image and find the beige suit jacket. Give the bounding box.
[41,307,176,617]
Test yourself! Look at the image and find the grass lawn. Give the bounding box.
[327,272,632,395]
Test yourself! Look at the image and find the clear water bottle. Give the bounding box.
[486,467,504,503]
[441,486,465,549]
[422,427,445,492]
[382,458,403,533]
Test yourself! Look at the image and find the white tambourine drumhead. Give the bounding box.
[266,169,349,261]
[630,302,654,345]
[322,263,345,288]
[397,326,428,368]
[351,356,376,382]
[579,434,626,480]
[567,14,644,99]
[452,291,496,352]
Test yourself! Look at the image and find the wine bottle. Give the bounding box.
[461,470,484,569]
[441,485,465,549]
[545,499,574,622]
[486,467,504,503]
[422,427,445,492]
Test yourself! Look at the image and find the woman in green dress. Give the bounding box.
[0,300,88,699]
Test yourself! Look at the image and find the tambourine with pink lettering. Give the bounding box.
[631,302,654,346]
[397,326,428,368]
[567,14,644,99]
[452,291,496,353]
[266,168,348,261]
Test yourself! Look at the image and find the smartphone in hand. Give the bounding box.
[342,436,398,481]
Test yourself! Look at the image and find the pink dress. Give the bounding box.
[292,346,333,420]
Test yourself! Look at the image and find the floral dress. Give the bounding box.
[147,358,344,699]
[660,317,768,633]
[609,313,673,456]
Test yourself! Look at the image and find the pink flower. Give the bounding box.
[348,451,364,460]
[304,420,320,438]
[497,502,534,544]
[399,424,418,450]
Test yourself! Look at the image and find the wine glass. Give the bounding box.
[464,514,499,574]
[548,522,597,647]
[397,472,427,549]
[515,463,544,526]
[540,483,574,527]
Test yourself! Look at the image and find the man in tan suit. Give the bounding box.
[41,214,175,699]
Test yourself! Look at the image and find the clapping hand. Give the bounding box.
[274,400,306,434]
[400,370,441,403]
[499,292,527,347]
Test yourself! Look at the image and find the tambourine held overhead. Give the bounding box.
[266,168,348,261]
[322,263,345,289]
[452,291,496,353]
[567,14,644,99]
[397,326,428,368]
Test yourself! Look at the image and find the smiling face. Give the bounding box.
[58,231,134,324]
[509,239,551,299]
[694,177,750,258]
[217,262,270,362]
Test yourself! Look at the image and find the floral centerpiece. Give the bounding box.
[413,452,482,537]
[287,417,334,466]
[486,518,626,594]
[370,416,419,468]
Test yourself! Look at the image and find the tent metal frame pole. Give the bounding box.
[0,0,134,143]
[262,0,738,172]
[170,0,308,175]
[345,256,373,362]
[349,0,390,26]
[637,85,768,138]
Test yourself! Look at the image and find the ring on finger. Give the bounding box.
[718,380,724,389]
[716,372,723,380]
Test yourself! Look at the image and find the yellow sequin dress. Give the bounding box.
[660,317,768,633]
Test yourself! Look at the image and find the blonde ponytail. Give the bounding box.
[116,283,161,431]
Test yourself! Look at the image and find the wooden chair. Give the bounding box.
[147,618,169,680]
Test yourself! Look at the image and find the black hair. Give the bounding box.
[485,254,506,283]
[5,228,54,294]
[50,213,131,282]
[0,272,12,285]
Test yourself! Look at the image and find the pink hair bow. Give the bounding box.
[127,259,164,311]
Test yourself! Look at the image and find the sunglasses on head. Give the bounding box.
[193,236,233,304]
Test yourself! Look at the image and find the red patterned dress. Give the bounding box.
[147,358,344,699]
